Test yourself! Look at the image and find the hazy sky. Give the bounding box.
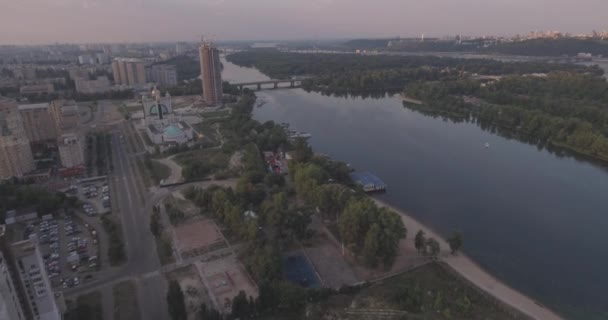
[1,0,607,44]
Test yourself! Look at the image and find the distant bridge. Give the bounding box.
[233,78,308,91]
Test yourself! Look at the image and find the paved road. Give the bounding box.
[110,123,169,320]
[65,122,169,320]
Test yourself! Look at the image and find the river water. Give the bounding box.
[221,56,608,320]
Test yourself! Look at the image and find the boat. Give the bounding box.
[485,142,490,148]
[288,131,312,139]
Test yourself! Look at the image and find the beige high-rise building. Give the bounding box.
[17,103,58,143]
[0,97,35,179]
[112,58,146,86]
[199,42,223,106]
[111,60,122,85]
[57,133,85,168]
[50,100,80,132]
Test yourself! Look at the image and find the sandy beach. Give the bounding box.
[373,199,564,320]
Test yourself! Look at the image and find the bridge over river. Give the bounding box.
[233,78,310,91]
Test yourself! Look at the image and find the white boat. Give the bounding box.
[484,142,490,148]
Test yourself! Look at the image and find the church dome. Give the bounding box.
[163,125,187,143]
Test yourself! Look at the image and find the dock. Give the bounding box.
[350,172,387,192]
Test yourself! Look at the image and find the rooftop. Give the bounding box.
[350,171,387,188]
[18,103,49,111]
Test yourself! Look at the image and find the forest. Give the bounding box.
[343,38,608,57]
[227,50,603,96]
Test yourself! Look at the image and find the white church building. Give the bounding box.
[143,87,193,145]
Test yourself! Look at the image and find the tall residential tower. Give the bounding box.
[198,41,223,106]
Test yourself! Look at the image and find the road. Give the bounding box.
[65,121,169,320]
[109,122,169,320]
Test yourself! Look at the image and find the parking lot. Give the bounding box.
[24,215,100,290]
[70,179,111,216]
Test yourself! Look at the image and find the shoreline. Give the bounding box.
[372,198,564,320]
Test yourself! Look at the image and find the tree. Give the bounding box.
[426,238,441,260]
[338,198,376,253]
[362,223,381,267]
[231,291,252,319]
[291,138,313,163]
[199,303,222,320]
[149,211,161,237]
[246,244,281,282]
[447,231,463,254]
[167,280,187,320]
[414,230,426,255]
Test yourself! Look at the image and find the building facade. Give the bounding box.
[57,133,85,168]
[17,103,57,143]
[10,239,61,320]
[0,98,35,180]
[0,251,26,320]
[112,58,146,86]
[146,64,178,87]
[19,84,54,96]
[74,76,111,94]
[50,100,80,132]
[199,42,223,106]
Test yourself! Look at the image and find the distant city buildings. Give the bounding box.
[19,84,54,95]
[199,41,223,106]
[111,58,146,87]
[74,76,111,94]
[0,96,85,180]
[146,64,177,87]
[0,97,35,179]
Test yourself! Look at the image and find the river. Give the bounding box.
[221,56,608,320]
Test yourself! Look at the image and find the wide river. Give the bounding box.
[222,56,608,320]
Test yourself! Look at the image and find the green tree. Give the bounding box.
[338,198,376,253]
[150,211,162,237]
[199,303,221,320]
[291,138,313,163]
[167,280,187,320]
[414,230,426,255]
[426,238,441,260]
[246,244,281,282]
[362,223,381,267]
[231,291,252,319]
[447,231,463,254]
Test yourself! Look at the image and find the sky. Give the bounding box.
[1,0,607,44]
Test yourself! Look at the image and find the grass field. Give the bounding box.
[65,291,103,320]
[201,108,231,119]
[113,280,140,320]
[325,263,524,320]
[146,159,172,184]
[173,148,231,180]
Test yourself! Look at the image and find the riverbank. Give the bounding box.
[372,198,563,320]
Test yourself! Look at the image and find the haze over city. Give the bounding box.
[3,1,608,320]
[2,0,608,44]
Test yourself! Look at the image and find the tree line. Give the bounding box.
[404,72,608,162]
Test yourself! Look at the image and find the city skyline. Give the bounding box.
[1,0,608,44]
